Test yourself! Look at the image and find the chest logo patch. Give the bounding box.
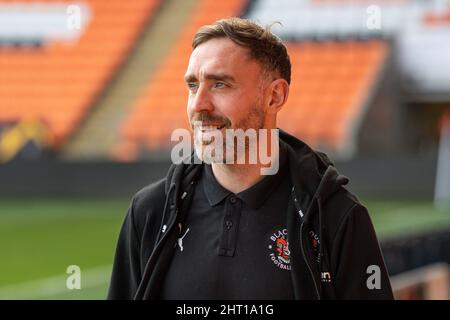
[268,228,291,270]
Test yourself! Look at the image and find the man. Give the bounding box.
[108,17,393,300]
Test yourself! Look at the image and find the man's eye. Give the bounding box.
[214,82,226,88]
[187,83,198,91]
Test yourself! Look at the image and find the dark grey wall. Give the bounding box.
[0,155,437,199]
[0,160,171,198]
[335,155,437,199]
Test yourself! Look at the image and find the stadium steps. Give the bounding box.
[62,0,199,160]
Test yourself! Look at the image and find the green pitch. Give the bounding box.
[0,198,128,299]
[0,198,449,299]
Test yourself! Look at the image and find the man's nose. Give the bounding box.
[191,85,214,113]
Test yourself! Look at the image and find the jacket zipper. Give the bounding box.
[300,221,321,299]
[134,186,178,299]
[292,188,320,299]
[145,182,193,277]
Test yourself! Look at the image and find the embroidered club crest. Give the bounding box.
[268,228,291,270]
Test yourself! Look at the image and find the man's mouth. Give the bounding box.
[196,124,226,132]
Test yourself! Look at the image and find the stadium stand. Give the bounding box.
[2,0,449,161]
[0,0,159,152]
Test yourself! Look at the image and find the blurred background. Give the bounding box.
[1,0,450,300]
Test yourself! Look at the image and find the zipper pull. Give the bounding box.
[292,187,304,219]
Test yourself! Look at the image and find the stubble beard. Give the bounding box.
[192,102,266,165]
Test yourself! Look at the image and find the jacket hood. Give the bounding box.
[279,129,350,299]
[279,129,349,211]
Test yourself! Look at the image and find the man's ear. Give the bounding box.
[266,78,289,115]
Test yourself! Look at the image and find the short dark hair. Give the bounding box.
[192,17,291,85]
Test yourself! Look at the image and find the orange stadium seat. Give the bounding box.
[0,0,160,147]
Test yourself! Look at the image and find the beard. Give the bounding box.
[190,102,266,164]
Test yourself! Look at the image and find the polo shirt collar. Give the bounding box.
[203,164,232,207]
[203,143,288,209]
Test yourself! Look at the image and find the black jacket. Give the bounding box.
[107,129,394,300]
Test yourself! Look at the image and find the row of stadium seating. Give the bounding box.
[0,0,159,147]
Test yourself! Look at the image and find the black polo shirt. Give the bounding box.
[160,144,295,300]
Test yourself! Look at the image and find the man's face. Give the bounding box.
[185,38,268,163]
